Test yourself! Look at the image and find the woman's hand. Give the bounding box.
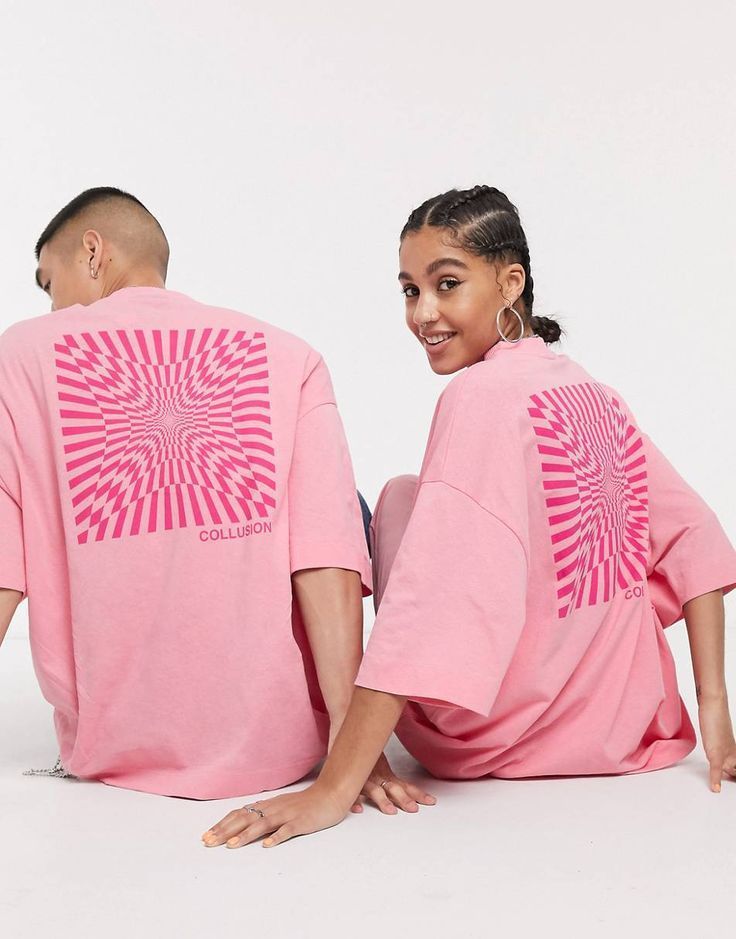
[352,753,437,815]
[697,691,736,791]
[201,781,351,850]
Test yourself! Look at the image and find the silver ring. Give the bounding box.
[379,779,390,789]
[242,804,265,818]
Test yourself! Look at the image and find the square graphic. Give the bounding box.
[54,327,276,544]
[527,381,649,618]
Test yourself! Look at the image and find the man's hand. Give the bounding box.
[353,752,436,815]
[327,717,436,815]
[202,781,351,849]
[697,692,736,792]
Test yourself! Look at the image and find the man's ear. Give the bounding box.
[81,228,105,269]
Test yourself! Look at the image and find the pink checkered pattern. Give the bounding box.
[528,382,648,618]
[54,328,276,544]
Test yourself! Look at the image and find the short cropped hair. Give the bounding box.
[35,186,166,260]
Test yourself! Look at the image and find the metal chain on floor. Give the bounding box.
[22,755,76,779]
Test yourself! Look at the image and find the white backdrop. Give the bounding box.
[1,0,734,607]
[1,5,736,936]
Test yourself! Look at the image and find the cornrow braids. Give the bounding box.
[442,184,497,216]
[485,240,526,255]
[400,185,563,345]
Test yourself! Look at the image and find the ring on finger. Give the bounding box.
[378,779,390,790]
[242,803,265,818]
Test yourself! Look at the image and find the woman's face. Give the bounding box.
[399,225,527,375]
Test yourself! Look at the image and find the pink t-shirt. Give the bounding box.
[356,335,736,778]
[0,286,371,798]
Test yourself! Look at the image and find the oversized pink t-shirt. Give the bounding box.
[356,335,736,778]
[0,286,371,798]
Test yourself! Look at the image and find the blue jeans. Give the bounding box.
[357,491,372,557]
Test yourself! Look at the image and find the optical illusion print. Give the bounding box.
[527,381,648,618]
[54,328,276,544]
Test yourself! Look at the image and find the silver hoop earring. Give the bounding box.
[496,303,524,343]
[89,259,99,280]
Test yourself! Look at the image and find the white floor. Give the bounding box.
[1,627,734,939]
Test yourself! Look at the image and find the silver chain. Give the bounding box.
[23,755,76,779]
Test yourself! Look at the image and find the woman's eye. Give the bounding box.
[438,277,460,291]
[44,282,51,293]
[401,285,419,298]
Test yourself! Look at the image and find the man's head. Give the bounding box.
[35,187,170,310]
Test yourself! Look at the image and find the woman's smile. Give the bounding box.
[421,330,458,354]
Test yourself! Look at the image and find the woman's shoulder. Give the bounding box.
[425,362,524,470]
[432,358,536,443]
[432,349,646,445]
[436,358,513,412]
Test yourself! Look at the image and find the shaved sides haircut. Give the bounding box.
[35,187,170,283]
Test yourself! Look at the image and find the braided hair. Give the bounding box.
[400,185,563,344]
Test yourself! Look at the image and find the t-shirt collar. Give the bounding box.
[482,334,549,361]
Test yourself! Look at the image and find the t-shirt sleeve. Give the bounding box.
[355,479,528,715]
[287,353,372,595]
[642,430,736,628]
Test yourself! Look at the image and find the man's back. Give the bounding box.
[0,286,371,798]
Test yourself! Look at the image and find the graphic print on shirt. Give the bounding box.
[527,382,648,618]
[54,328,275,544]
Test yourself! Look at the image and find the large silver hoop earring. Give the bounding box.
[89,257,99,280]
[496,303,524,343]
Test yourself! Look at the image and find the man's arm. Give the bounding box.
[0,588,22,646]
[291,566,363,741]
[683,588,736,791]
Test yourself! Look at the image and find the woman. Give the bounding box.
[203,185,736,848]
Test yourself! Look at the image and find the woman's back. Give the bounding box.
[357,335,736,779]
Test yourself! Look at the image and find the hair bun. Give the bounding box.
[530,314,562,344]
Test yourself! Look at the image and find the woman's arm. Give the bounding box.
[286,569,433,815]
[201,686,437,849]
[685,589,728,702]
[314,686,407,806]
[683,588,736,791]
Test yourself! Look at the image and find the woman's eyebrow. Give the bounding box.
[398,257,470,281]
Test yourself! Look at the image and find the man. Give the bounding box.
[0,187,415,806]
